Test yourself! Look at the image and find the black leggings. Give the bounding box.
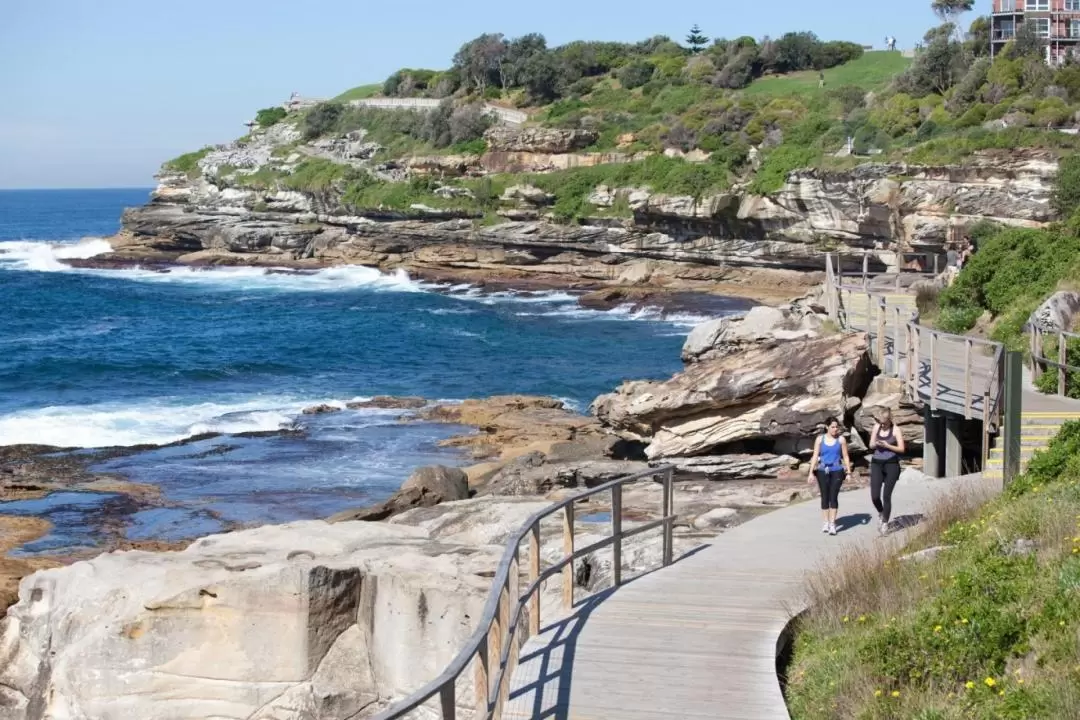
[870,459,901,522]
[816,469,844,510]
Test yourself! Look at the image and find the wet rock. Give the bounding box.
[301,404,343,415]
[346,396,427,410]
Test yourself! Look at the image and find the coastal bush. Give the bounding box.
[255,106,287,128]
[164,147,212,178]
[302,102,345,140]
[786,422,1080,720]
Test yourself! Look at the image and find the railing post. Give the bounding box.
[662,467,674,567]
[495,565,516,718]
[474,638,490,719]
[862,251,869,291]
[1059,331,1067,396]
[440,682,457,720]
[876,296,886,367]
[930,331,938,411]
[964,338,972,419]
[1003,350,1024,486]
[528,524,540,637]
[561,502,575,611]
[932,253,939,277]
[911,324,920,398]
[981,390,991,471]
[611,484,622,588]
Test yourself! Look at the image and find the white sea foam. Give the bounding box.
[0,396,367,448]
[0,238,113,271]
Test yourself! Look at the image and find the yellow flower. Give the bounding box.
[934,625,943,633]
[961,618,969,624]
[874,689,883,697]
[985,677,997,688]
[999,690,1006,696]
[1061,620,1067,627]
[858,615,867,623]
[842,615,850,623]
[1018,678,1025,685]
[965,681,976,690]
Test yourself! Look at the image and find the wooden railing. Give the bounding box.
[371,465,677,720]
[1032,327,1080,396]
[830,250,942,291]
[824,253,1005,465]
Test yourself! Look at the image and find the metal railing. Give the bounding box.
[372,465,677,720]
[1032,327,1080,396]
[824,253,1005,466]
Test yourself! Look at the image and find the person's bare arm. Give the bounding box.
[807,436,821,484]
[891,429,906,455]
[841,437,853,476]
[870,422,881,449]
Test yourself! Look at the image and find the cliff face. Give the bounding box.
[108,122,1056,294]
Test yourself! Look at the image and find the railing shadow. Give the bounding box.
[504,543,711,720]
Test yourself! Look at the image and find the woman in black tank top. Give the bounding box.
[870,408,906,535]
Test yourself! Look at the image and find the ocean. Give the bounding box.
[0,188,750,554]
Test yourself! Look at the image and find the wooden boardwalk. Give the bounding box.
[504,474,999,719]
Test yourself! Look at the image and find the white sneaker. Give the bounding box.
[829,524,838,536]
[822,522,830,534]
[879,520,890,536]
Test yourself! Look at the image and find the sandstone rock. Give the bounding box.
[484,126,598,154]
[681,306,800,363]
[500,184,555,206]
[899,544,956,562]
[1027,291,1080,332]
[0,519,499,720]
[302,403,343,415]
[481,457,648,496]
[592,333,872,459]
[673,453,800,481]
[330,465,469,523]
[691,507,738,530]
[853,376,923,452]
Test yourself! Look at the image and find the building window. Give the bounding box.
[1029,18,1051,38]
[1067,0,1080,10]
[1026,0,1049,10]
[1071,19,1080,38]
[997,19,1016,39]
[998,0,1017,9]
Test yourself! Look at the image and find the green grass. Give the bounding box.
[742,51,911,98]
[331,84,382,103]
[786,422,1080,720]
[163,147,212,178]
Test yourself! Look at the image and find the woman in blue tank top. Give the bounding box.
[806,416,852,536]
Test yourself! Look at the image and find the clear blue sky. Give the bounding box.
[1,0,953,189]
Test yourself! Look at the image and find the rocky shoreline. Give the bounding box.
[0,275,926,717]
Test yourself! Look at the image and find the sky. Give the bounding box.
[1,0,952,189]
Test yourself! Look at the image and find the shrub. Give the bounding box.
[617,60,655,89]
[302,102,345,139]
[1052,154,1080,217]
[164,147,212,177]
[448,103,493,144]
[255,106,287,128]
[748,145,819,194]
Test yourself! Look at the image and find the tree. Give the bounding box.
[965,16,991,58]
[502,33,547,88]
[255,106,287,128]
[931,0,974,26]
[452,33,508,94]
[686,24,709,54]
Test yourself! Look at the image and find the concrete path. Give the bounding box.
[504,473,998,720]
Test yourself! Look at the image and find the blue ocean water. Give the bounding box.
[0,188,751,552]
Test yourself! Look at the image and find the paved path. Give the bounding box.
[504,473,998,720]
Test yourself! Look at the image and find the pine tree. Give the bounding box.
[686,24,709,54]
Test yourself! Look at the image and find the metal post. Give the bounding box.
[661,467,674,567]
[610,484,622,588]
[1059,332,1067,396]
[1003,350,1023,486]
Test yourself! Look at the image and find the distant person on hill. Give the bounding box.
[869,408,906,535]
[807,417,852,536]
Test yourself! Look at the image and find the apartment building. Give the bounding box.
[992,0,1080,63]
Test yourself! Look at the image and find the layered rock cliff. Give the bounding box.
[102,119,1057,298]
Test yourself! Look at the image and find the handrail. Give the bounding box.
[825,249,1005,465]
[371,465,677,720]
[1031,327,1080,396]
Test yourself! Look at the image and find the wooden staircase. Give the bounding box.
[983,412,1080,481]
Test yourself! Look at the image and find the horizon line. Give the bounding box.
[0,186,156,192]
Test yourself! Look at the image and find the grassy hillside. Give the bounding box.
[786,423,1080,719]
[190,18,1080,223]
[742,51,911,98]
